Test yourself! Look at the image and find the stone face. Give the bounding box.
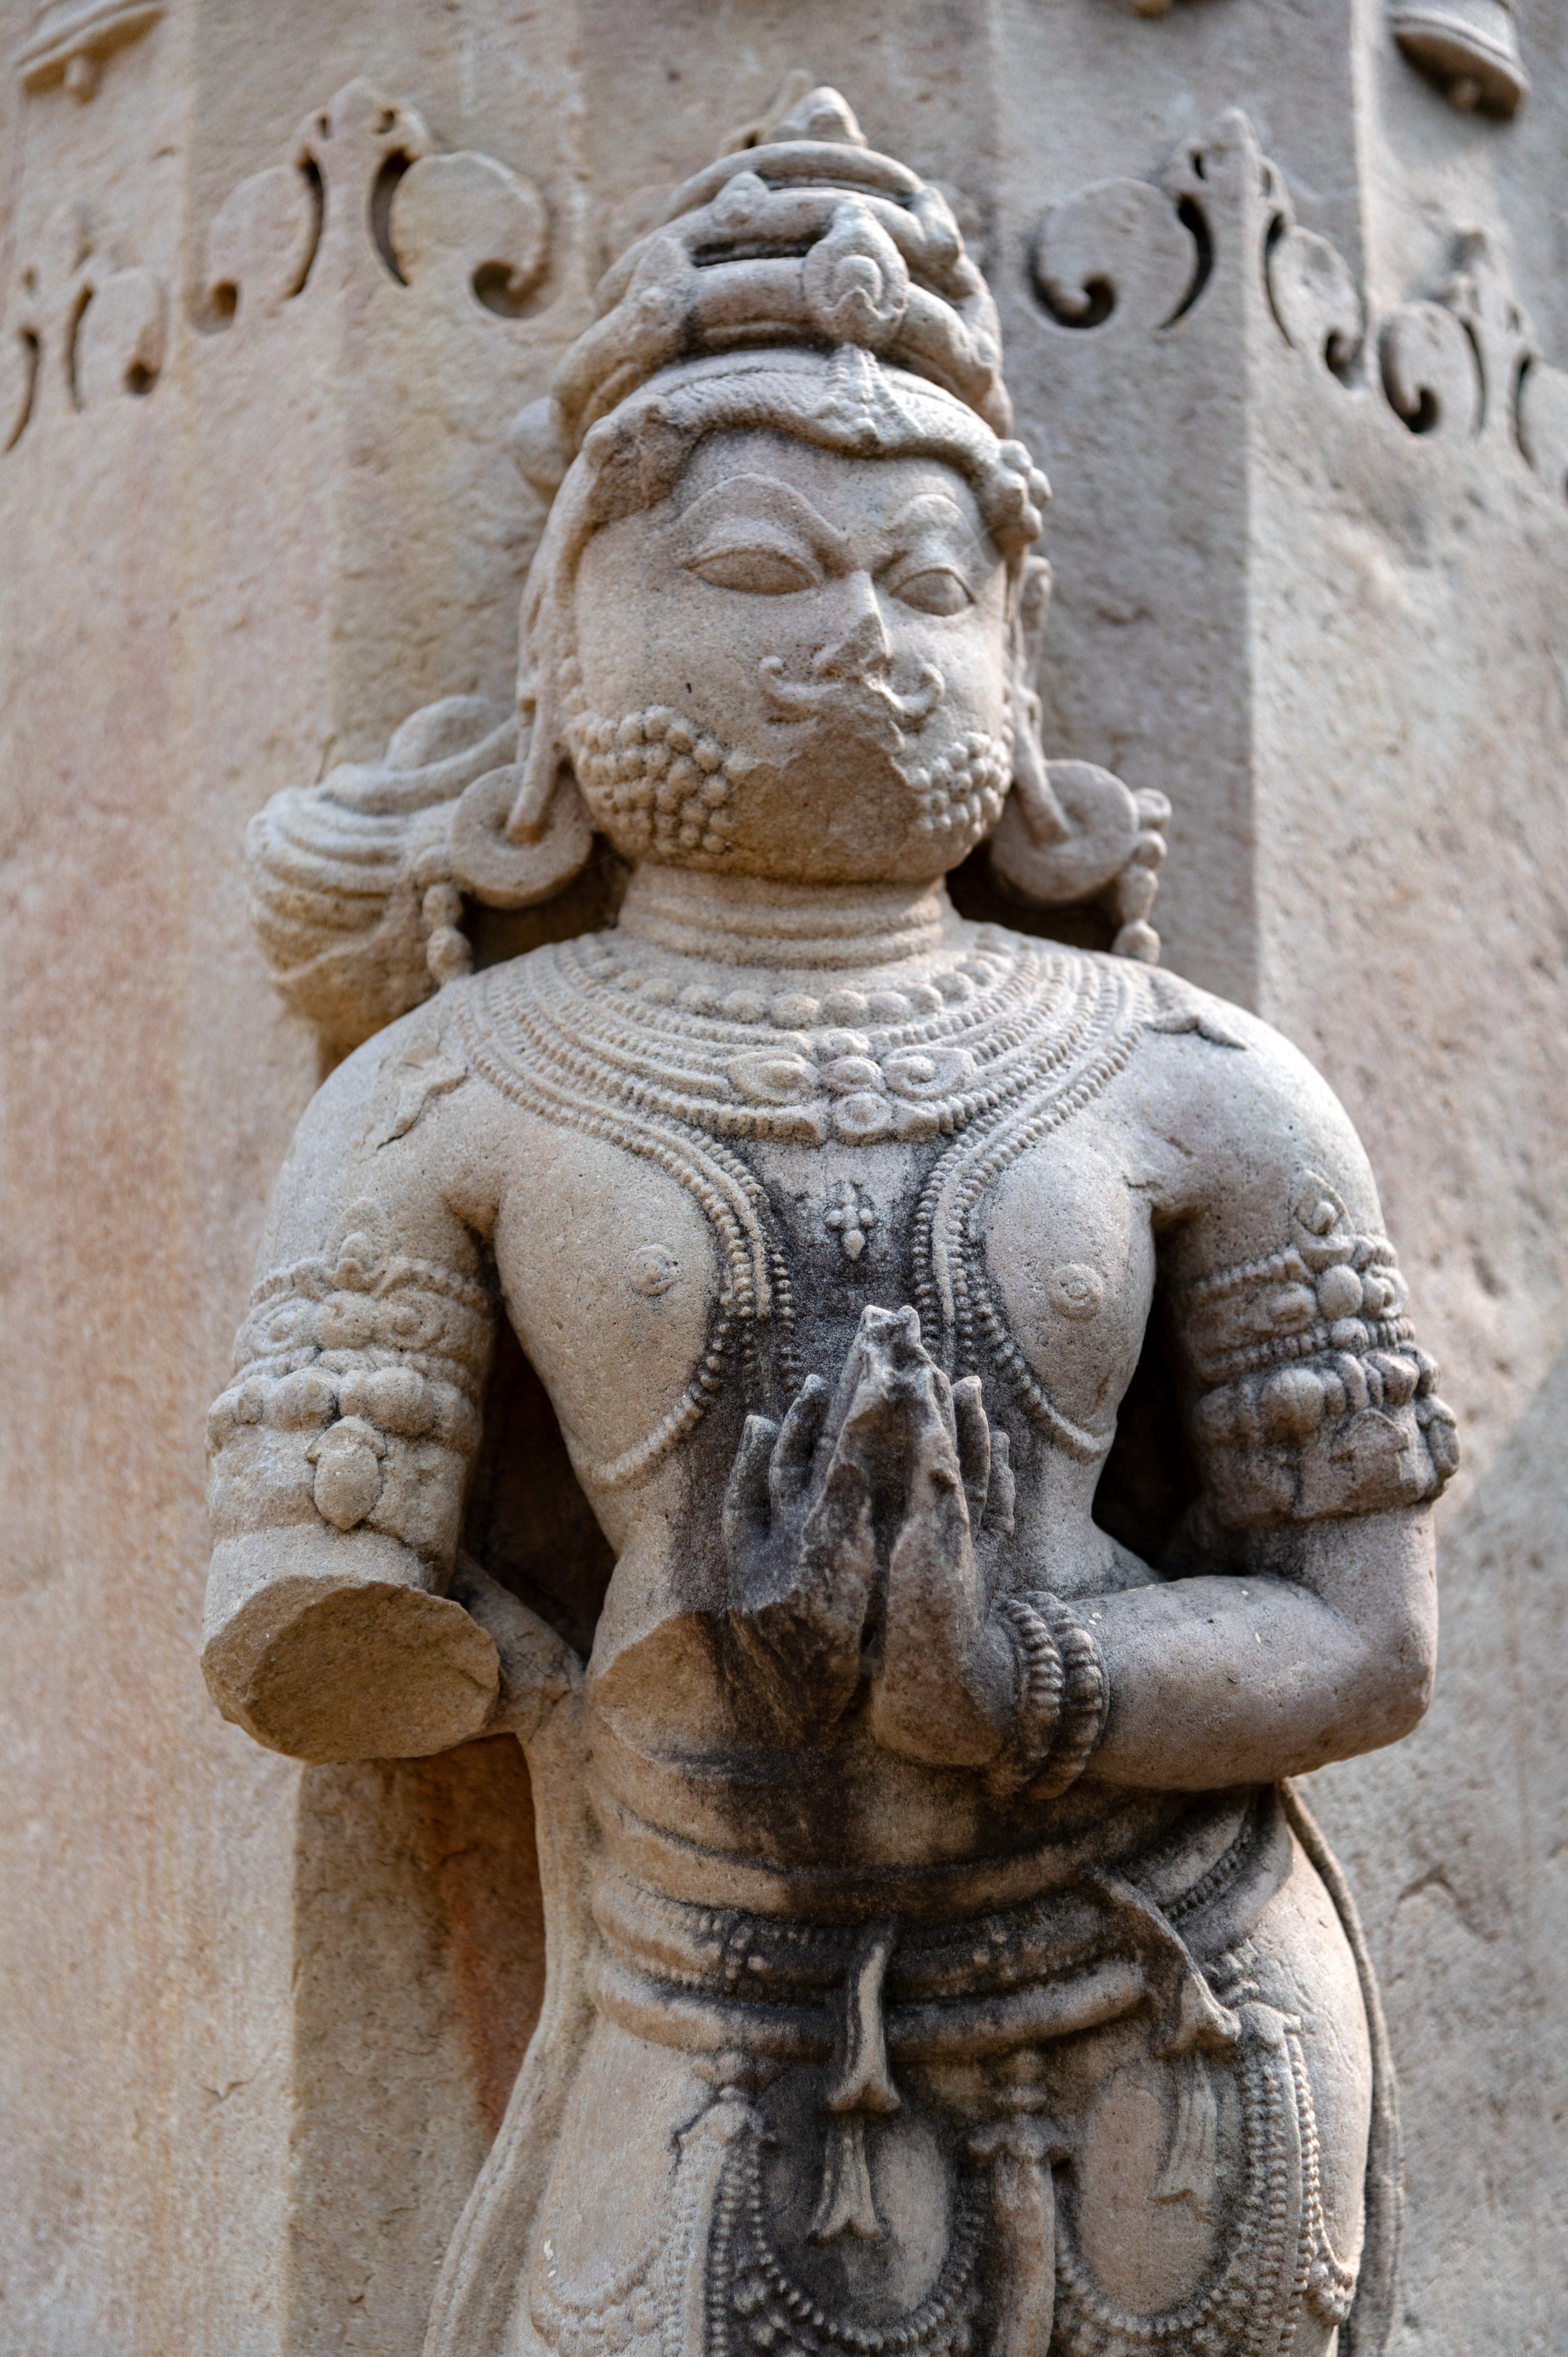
[1,9,1565,2357]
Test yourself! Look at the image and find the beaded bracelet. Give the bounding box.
[1029,1592,1110,1798]
[987,1595,1065,1795]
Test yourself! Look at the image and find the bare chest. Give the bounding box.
[459,934,1163,1499]
[494,1115,1154,1497]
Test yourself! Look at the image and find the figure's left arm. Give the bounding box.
[1086,1030,1459,1791]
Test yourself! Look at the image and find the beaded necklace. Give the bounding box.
[457,927,1158,1482]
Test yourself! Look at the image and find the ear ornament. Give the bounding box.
[449,732,593,909]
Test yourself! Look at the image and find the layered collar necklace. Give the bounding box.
[454,885,1166,1479]
[461,917,1118,1151]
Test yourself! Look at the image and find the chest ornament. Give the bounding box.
[460,928,1142,1151]
[457,934,1171,1481]
[824,1180,879,1262]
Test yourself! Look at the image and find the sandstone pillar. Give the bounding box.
[0,4,1563,2349]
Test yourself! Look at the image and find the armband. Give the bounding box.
[1178,1169,1459,1529]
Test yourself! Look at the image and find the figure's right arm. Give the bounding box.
[202,1012,505,1761]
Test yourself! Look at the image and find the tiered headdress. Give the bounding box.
[515,84,1017,484]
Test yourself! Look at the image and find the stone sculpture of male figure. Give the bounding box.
[207,88,1457,2357]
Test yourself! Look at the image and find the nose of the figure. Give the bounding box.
[810,576,891,684]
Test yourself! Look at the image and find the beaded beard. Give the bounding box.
[566,700,1012,870]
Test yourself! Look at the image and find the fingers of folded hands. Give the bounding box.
[724,1352,1012,1567]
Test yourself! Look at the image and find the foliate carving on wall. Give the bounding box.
[1,199,166,447]
[13,0,161,100]
[201,77,548,336]
[0,17,489,451]
[1379,299,1480,441]
[1387,227,1568,499]
[1033,111,1368,383]
[1030,173,1205,340]
[1029,110,1568,509]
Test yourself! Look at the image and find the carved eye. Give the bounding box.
[685,540,821,595]
[889,565,973,616]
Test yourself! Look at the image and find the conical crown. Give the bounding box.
[515,87,1011,495]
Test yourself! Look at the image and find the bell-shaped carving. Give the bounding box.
[1389,0,1527,115]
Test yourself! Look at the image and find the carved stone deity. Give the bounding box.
[204,89,1459,2357]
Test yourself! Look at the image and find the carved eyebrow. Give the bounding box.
[889,491,971,532]
[883,491,985,556]
[677,474,855,568]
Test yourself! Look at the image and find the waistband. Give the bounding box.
[586,1763,1240,1926]
[587,1786,1291,2069]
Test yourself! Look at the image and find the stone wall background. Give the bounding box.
[0,2,1563,2349]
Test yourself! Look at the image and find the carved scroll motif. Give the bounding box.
[1,199,166,448]
[2,2,170,424]
[1027,109,1568,511]
[1030,177,1203,337]
[201,77,549,335]
[1379,300,1480,439]
[1,71,556,457]
[1417,229,1568,500]
[1263,224,1364,380]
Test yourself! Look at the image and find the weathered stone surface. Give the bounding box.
[0,7,1563,2355]
[208,86,1452,2357]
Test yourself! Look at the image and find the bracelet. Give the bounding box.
[987,1596,1064,1795]
[1029,1592,1110,1797]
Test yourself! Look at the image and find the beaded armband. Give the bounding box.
[1178,1169,1459,1531]
[205,1198,495,1565]
[990,1591,1110,1799]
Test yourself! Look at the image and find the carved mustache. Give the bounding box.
[758,612,945,730]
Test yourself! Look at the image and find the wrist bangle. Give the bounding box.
[987,1595,1064,1795]
[1030,1592,1110,1797]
